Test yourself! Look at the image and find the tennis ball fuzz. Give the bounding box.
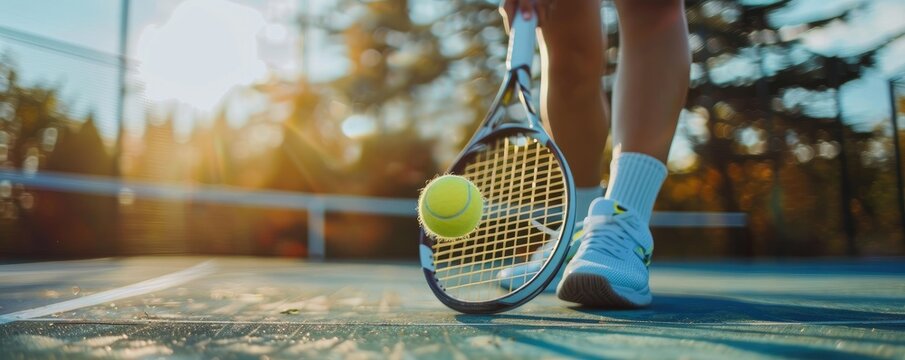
[418,175,484,240]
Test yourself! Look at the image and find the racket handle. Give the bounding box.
[506,12,538,71]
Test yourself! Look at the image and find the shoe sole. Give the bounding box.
[556,273,650,308]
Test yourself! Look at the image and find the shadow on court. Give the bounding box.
[454,293,903,359]
[454,322,890,360]
[450,259,905,358]
[581,294,905,323]
[455,294,905,326]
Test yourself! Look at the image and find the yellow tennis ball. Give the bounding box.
[418,175,484,240]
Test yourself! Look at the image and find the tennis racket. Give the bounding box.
[419,12,576,314]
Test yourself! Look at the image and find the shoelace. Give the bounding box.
[580,213,643,259]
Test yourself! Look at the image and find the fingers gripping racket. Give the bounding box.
[419,13,576,314]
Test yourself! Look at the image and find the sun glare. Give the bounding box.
[136,0,268,112]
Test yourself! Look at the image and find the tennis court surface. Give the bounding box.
[1,257,903,359]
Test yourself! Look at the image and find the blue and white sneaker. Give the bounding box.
[556,198,653,308]
[497,221,585,293]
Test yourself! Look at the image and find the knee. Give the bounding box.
[545,41,605,91]
[538,0,606,90]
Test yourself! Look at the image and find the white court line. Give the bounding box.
[0,260,216,325]
[13,317,905,327]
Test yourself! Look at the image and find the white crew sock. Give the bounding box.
[604,152,668,223]
[575,186,604,223]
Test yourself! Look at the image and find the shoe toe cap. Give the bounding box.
[497,264,531,288]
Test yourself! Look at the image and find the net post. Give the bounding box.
[308,199,326,260]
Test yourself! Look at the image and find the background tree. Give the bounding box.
[3,0,903,259]
[0,62,117,257]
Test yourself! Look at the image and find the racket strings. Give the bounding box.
[432,135,567,301]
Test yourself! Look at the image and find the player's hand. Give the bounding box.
[500,0,553,32]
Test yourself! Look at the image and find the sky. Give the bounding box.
[0,0,347,141]
[0,0,903,159]
[0,0,122,140]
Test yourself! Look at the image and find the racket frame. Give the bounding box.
[419,14,576,314]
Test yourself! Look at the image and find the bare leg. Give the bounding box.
[611,0,690,161]
[537,0,608,188]
[557,3,690,309]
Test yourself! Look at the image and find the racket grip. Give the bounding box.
[506,12,538,71]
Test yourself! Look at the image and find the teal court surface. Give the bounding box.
[1,257,903,359]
